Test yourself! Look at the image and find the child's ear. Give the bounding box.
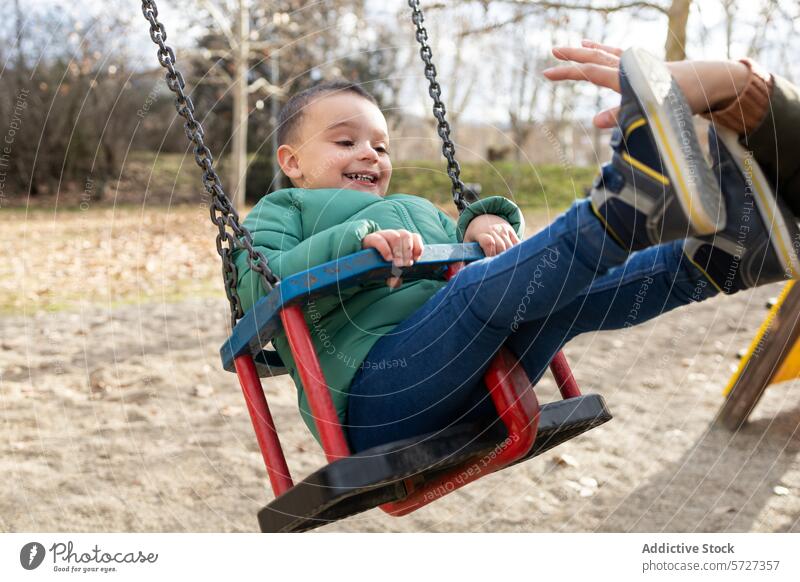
[277,144,303,181]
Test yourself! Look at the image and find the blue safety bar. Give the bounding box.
[219,243,485,375]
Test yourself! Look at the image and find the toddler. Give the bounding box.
[235,48,799,453]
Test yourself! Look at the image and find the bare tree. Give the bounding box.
[190,0,402,204]
[720,0,736,59]
[445,1,696,64]
[591,11,611,156]
[664,0,692,60]
[506,29,542,162]
[194,0,280,208]
[747,0,779,58]
[0,10,154,200]
[424,11,481,129]
[450,1,668,36]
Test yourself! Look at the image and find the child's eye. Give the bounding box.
[335,140,355,147]
[375,146,390,154]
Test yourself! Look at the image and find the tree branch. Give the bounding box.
[456,0,668,36]
[199,0,237,47]
[246,77,282,95]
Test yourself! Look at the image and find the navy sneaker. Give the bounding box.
[591,48,725,251]
[683,125,800,294]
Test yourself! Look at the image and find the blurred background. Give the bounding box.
[3,0,798,211]
[3,2,799,533]
[4,0,800,312]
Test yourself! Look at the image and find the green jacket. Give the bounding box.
[746,75,800,216]
[234,188,525,442]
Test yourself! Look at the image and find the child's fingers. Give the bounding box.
[497,229,515,251]
[478,233,497,257]
[393,233,414,266]
[491,233,506,255]
[403,235,414,264]
[581,39,625,58]
[497,224,520,247]
[391,243,403,266]
[497,231,515,253]
[363,233,394,262]
[411,233,424,261]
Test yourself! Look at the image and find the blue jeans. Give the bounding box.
[345,199,718,452]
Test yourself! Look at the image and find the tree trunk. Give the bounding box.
[664,0,692,61]
[231,0,249,209]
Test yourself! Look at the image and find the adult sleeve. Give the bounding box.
[743,75,800,216]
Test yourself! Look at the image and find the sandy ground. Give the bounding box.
[2,214,799,532]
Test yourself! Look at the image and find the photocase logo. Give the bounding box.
[20,542,46,570]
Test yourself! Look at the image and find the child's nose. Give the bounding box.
[359,144,380,162]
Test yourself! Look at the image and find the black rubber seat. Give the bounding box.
[258,394,611,532]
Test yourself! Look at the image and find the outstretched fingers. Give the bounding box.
[543,41,627,129]
[542,61,621,93]
[580,39,624,58]
[552,45,621,68]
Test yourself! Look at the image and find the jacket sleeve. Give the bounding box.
[234,191,382,312]
[454,195,526,242]
[743,75,800,216]
[436,207,459,243]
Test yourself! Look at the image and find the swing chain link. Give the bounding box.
[407,0,468,213]
[140,0,467,328]
[140,0,278,328]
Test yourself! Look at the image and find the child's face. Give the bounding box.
[278,92,392,196]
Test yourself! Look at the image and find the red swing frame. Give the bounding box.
[233,261,582,516]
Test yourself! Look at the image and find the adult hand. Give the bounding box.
[542,40,751,129]
[463,214,520,257]
[362,229,424,288]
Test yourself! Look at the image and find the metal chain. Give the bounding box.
[139,0,466,328]
[407,0,468,213]
[140,0,278,328]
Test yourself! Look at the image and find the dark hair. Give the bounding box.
[276,80,378,146]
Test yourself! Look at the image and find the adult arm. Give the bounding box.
[543,41,800,214]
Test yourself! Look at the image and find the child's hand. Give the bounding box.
[362,229,424,288]
[463,214,520,257]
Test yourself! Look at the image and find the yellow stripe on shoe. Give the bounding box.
[647,106,716,235]
[624,118,647,140]
[621,152,669,186]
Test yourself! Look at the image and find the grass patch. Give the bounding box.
[390,161,595,209]
[126,151,595,210]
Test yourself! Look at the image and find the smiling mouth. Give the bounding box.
[343,173,378,184]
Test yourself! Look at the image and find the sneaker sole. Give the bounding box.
[716,126,800,279]
[620,48,724,236]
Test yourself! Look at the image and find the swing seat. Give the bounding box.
[220,243,488,376]
[219,243,613,532]
[258,394,611,533]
